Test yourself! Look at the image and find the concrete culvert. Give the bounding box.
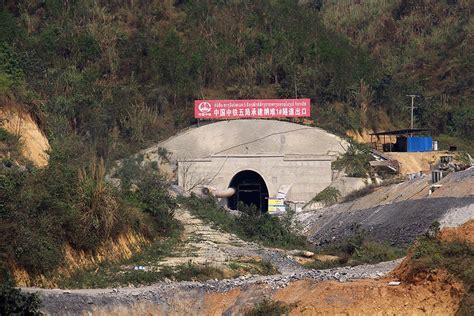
[228,170,269,212]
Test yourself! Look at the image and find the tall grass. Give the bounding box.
[322,0,397,36]
[77,157,120,240]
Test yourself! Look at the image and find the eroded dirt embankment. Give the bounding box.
[438,219,474,244]
[31,258,461,316]
[0,103,50,167]
[27,260,400,315]
[14,231,149,288]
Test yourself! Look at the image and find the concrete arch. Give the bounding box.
[155,119,346,160]
[226,166,272,193]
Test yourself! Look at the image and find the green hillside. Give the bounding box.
[1,0,471,157]
[0,0,472,281]
[321,0,473,140]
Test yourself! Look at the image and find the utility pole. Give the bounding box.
[406,95,419,135]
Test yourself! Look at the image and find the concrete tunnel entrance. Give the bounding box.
[227,170,269,212]
[162,121,346,207]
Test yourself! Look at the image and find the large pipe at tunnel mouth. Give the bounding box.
[202,186,236,198]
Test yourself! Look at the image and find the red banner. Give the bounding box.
[194,99,311,119]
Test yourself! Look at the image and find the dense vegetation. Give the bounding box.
[1,1,472,151]
[0,274,42,315]
[0,146,178,278]
[0,0,472,283]
[321,0,473,140]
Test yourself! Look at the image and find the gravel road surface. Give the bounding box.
[25,259,401,315]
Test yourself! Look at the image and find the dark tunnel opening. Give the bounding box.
[228,170,269,213]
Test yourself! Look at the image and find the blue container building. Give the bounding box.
[369,128,433,152]
[406,136,433,152]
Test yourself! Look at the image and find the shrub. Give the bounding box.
[120,103,161,143]
[118,159,178,235]
[236,203,307,249]
[332,139,372,178]
[303,258,344,270]
[135,171,178,235]
[353,240,405,264]
[0,10,24,44]
[10,226,63,275]
[74,32,101,67]
[177,195,237,232]
[0,72,14,97]
[0,127,19,145]
[0,274,42,315]
[157,147,170,163]
[0,163,26,210]
[0,43,25,97]
[172,261,225,282]
[245,299,295,316]
[309,186,340,207]
[77,158,121,245]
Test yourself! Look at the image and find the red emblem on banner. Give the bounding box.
[194,99,311,119]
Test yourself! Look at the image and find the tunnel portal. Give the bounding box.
[228,170,269,213]
[159,120,346,208]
